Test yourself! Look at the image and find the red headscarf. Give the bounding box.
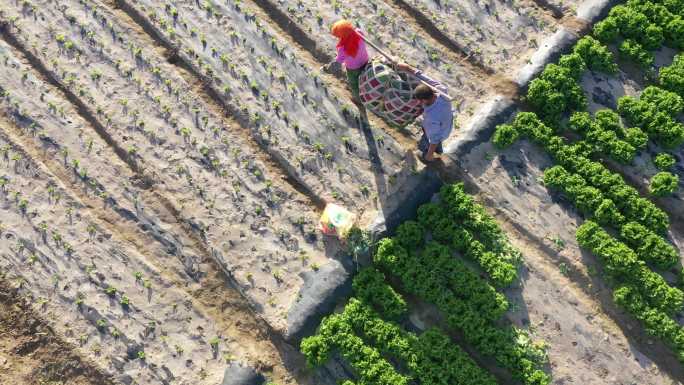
[331,20,361,57]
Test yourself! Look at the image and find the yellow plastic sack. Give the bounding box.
[319,203,356,238]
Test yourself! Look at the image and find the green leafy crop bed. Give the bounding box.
[302,184,551,385]
[493,0,684,366]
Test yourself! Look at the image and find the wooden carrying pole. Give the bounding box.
[359,35,454,102]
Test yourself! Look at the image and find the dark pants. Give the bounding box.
[418,131,443,158]
[346,62,368,99]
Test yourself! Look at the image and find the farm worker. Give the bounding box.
[331,20,369,103]
[396,63,453,162]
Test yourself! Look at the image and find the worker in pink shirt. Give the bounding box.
[331,20,369,103]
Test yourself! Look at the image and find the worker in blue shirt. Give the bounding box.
[397,63,454,162]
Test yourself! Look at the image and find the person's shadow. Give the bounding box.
[355,106,388,209]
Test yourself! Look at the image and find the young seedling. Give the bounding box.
[209,336,220,352]
[105,286,117,297]
[75,293,84,307]
[96,318,107,330]
[120,295,130,308]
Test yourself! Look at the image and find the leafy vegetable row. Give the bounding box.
[440,183,523,264]
[568,110,642,163]
[300,311,410,385]
[543,165,678,269]
[576,221,683,315]
[392,215,510,318]
[614,284,684,362]
[304,268,498,385]
[618,86,684,148]
[593,0,684,67]
[344,298,498,385]
[415,207,517,288]
[375,238,550,385]
[418,183,521,287]
[495,112,669,234]
[595,0,684,51]
[660,54,684,98]
[351,267,407,320]
[429,240,510,320]
[526,36,616,124]
[528,6,684,150]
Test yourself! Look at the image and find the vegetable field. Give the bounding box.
[0,0,682,384]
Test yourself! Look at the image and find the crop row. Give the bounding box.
[593,0,684,67]
[414,186,520,287]
[351,267,408,320]
[659,53,684,104]
[526,36,616,124]
[618,86,684,149]
[614,284,684,362]
[495,112,670,234]
[526,8,684,150]
[494,112,684,358]
[440,184,522,279]
[374,237,549,385]
[577,222,684,362]
[1,0,273,211]
[543,165,678,269]
[567,110,645,164]
[302,183,547,384]
[301,309,409,385]
[575,220,683,314]
[303,296,498,385]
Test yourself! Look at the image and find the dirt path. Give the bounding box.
[0,280,116,385]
